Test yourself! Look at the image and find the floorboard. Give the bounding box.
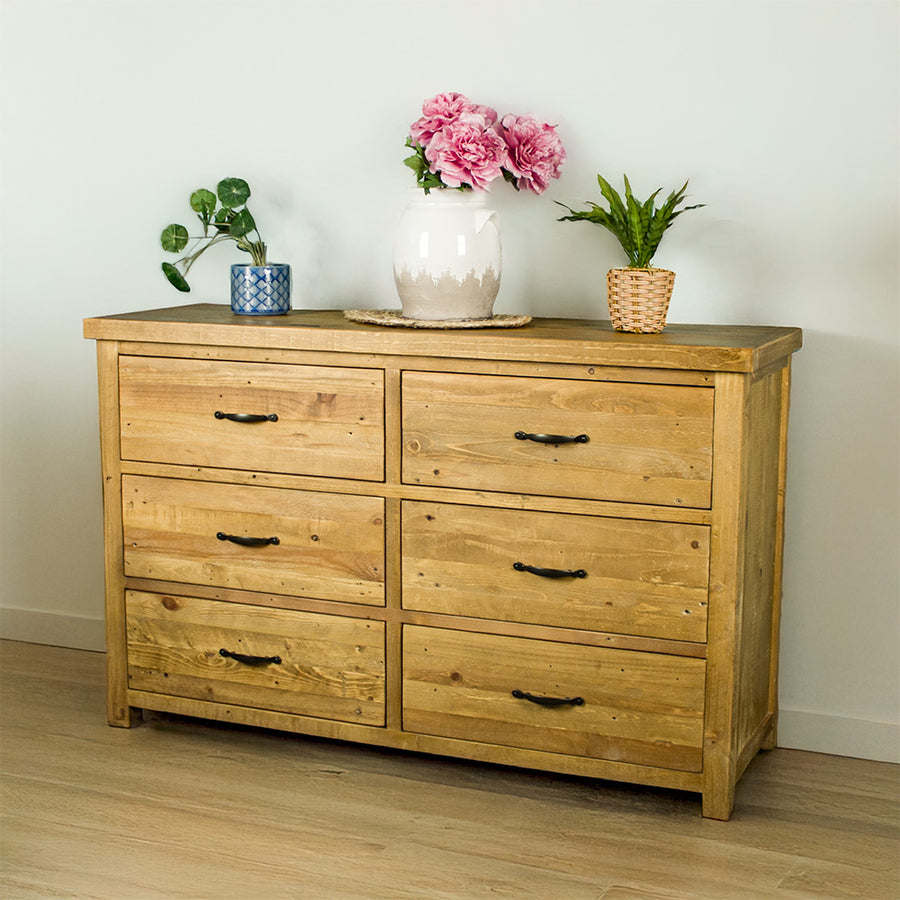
[1,640,897,899]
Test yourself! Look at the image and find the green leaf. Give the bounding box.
[421,172,444,193]
[190,188,217,217]
[161,261,190,292]
[596,174,628,232]
[640,190,661,237]
[560,174,703,267]
[404,140,443,190]
[229,208,256,239]
[623,176,645,265]
[190,188,217,235]
[217,177,251,209]
[160,223,189,253]
[213,208,233,234]
[644,213,669,262]
[403,153,425,175]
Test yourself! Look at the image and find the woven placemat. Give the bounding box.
[343,309,532,329]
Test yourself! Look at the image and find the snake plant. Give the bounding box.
[557,174,704,269]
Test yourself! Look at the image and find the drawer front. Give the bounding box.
[127,591,385,724]
[123,475,385,605]
[403,626,705,771]
[119,356,384,481]
[402,501,710,642]
[402,372,713,508]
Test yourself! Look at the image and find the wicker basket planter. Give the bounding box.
[606,267,675,333]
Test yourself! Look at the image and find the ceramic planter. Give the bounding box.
[230,264,292,316]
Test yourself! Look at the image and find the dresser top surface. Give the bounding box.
[84,304,801,373]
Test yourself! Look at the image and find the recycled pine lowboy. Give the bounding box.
[84,305,801,819]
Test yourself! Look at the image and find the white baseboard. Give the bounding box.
[777,707,899,764]
[2,607,897,764]
[0,607,105,653]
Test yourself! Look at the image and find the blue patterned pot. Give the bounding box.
[230,264,292,315]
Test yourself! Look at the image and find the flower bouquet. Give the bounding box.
[392,92,565,322]
[403,92,566,194]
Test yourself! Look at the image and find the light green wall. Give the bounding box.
[1,0,897,762]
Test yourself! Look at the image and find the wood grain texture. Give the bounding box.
[122,474,385,604]
[114,339,719,386]
[735,369,785,759]
[402,371,714,508]
[402,626,705,771]
[95,340,134,726]
[702,371,749,819]
[126,591,385,724]
[85,305,803,819]
[764,361,793,750]
[402,500,710,641]
[119,458,713,525]
[118,355,384,480]
[84,304,802,373]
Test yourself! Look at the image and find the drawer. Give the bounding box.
[402,626,705,771]
[119,356,384,481]
[126,591,385,725]
[402,501,709,642]
[402,372,713,508]
[122,475,385,605]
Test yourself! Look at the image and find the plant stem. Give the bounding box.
[179,234,234,275]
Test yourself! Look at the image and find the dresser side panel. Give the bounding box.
[703,371,750,818]
[95,340,133,726]
[734,365,790,755]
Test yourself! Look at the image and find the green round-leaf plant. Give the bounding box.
[217,177,251,209]
[190,188,217,219]
[229,208,256,239]
[160,223,189,253]
[159,177,269,291]
[161,262,191,292]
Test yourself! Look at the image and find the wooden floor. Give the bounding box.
[1,640,897,899]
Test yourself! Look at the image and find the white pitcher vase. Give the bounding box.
[393,188,501,320]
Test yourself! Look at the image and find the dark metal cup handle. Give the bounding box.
[514,431,589,444]
[513,562,587,579]
[216,532,280,547]
[219,648,282,666]
[215,411,278,423]
[512,689,585,708]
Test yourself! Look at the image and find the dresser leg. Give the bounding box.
[760,718,778,750]
[108,705,143,728]
[106,663,141,727]
[701,783,736,820]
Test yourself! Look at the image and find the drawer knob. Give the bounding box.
[214,411,279,423]
[216,532,280,547]
[512,689,585,708]
[513,562,587,579]
[514,431,589,445]
[219,648,282,666]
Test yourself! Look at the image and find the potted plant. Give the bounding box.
[160,177,291,316]
[557,174,703,333]
[393,92,566,321]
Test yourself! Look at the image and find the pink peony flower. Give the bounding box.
[499,114,567,194]
[410,92,498,148]
[424,112,510,191]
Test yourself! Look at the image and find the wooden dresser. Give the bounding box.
[84,304,801,819]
